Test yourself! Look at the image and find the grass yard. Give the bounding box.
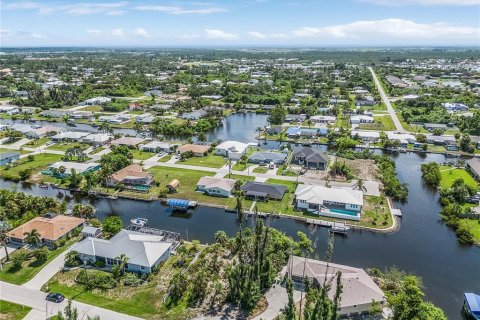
[158,154,172,162]
[227,174,255,182]
[359,115,396,131]
[179,153,227,169]
[0,300,32,320]
[439,166,479,189]
[0,237,79,285]
[276,165,297,176]
[0,153,63,181]
[130,149,156,160]
[24,137,51,147]
[43,248,198,319]
[232,161,253,171]
[252,167,269,174]
[458,219,480,245]
[79,105,103,112]
[47,143,89,152]
[89,146,106,154]
[0,148,31,155]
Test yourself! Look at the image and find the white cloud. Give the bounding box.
[178,34,201,40]
[135,5,226,15]
[31,33,47,39]
[111,29,124,37]
[205,29,239,40]
[291,19,480,44]
[4,1,128,15]
[132,28,151,38]
[361,0,479,5]
[248,31,267,39]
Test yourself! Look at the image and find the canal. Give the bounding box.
[1,112,479,318]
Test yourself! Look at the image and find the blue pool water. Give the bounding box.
[329,208,359,216]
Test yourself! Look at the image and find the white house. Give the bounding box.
[196,176,236,197]
[26,125,62,139]
[350,115,374,124]
[310,115,336,124]
[82,133,113,146]
[73,229,174,274]
[83,97,111,105]
[351,130,380,142]
[140,141,171,153]
[51,131,89,142]
[295,185,364,221]
[215,141,250,160]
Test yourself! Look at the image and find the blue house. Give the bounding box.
[0,152,20,165]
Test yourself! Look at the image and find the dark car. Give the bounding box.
[46,293,64,303]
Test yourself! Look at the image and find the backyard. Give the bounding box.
[47,143,89,152]
[359,115,396,131]
[130,149,156,160]
[0,153,63,181]
[0,300,32,320]
[439,166,479,189]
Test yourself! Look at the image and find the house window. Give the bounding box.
[140,266,145,270]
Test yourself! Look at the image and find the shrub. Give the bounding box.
[95,259,106,268]
[124,272,142,286]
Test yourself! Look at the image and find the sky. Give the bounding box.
[1,0,480,47]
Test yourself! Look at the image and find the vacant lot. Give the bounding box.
[0,300,32,320]
[0,153,62,181]
[439,166,478,189]
[179,153,227,168]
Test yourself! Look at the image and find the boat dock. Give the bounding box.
[391,208,403,217]
[166,199,198,211]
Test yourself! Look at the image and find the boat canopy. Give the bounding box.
[166,199,190,208]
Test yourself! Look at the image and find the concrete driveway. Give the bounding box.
[22,247,71,290]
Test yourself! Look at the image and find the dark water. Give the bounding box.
[207,112,268,143]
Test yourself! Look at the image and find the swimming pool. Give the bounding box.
[328,208,359,216]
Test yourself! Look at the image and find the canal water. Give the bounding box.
[1,113,479,318]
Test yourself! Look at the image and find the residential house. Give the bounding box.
[265,126,283,135]
[26,125,62,139]
[177,144,210,157]
[386,75,407,88]
[82,133,113,146]
[0,105,19,114]
[0,152,20,165]
[350,115,374,124]
[423,123,449,131]
[200,95,222,101]
[196,176,236,197]
[285,114,307,123]
[110,137,145,148]
[241,181,287,201]
[466,158,480,181]
[180,110,207,120]
[45,162,100,177]
[70,111,94,119]
[295,185,364,221]
[83,97,111,105]
[292,147,328,170]
[287,255,386,316]
[215,141,250,160]
[74,229,175,274]
[310,115,336,124]
[426,135,456,145]
[40,110,69,118]
[10,124,34,135]
[135,113,155,124]
[351,130,380,142]
[140,141,171,153]
[386,132,416,147]
[7,215,85,246]
[107,164,154,191]
[51,131,89,142]
[81,226,102,238]
[98,114,130,124]
[441,102,469,113]
[248,151,287,165]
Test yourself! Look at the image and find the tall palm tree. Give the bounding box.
[24,229,41,247]
[115,254,129,276]
[0,230,10,261]
[354,178,367,193]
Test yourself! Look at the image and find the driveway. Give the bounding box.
[0,281,142,320]
[22,247,71,290]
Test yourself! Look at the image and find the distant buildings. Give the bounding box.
[386,75,407,88]
[441,102,468,113]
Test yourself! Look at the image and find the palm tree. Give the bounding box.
[24,229,41,247]
[354,178,367,192]
[0,230,10,261]
[115,254,129,276]
[64,250,80,266]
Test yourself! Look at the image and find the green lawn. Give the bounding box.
[227,174,255,182]
[0,148,31,155]
[0,300,32,320]
[24,137,51,147]
[458,219,480,245]
[158,154,172,162]
[47,143,89,152]
[276,165,297,176]
[0,237,79,285]
[359,115,396,131]
[252,167,269,174]
[232,161,253,171]
[0,153,63,181]
[439,166,479,189]
[130,149,155,160]
[78,105,103,112]
[43,249,198,319]
[179,153,227,169]
[89,146,105,154]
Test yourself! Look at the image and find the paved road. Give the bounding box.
[0,281,142,320]
[369,67,405,133]
[22,247,71,290]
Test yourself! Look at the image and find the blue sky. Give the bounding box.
[1,0,479,47]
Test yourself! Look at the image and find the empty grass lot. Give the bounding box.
[439,166,479,189]
[130,149,155,160]
[0,153,63,181]
[179,153,227,168]
[0,148,31,155]
[458,219,480,245]
[0,300,32,320]
[46,143,89,152]
[359,115,396,131]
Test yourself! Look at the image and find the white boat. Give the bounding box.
[130,217,148,227]
[329,223,350,234]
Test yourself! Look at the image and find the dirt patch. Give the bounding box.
[28,173,43,183]
[337,157,379,181]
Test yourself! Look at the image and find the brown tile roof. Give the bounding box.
[7,215,85,241]
[111,137,145,146]
[177,144,210,154]
[111,164,150,182]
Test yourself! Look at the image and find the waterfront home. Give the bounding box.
[294,185,364,221]
[51,131,89,142]
[423,123,449,131]
[310,115,336,124]
[82,133,113,146]
[26,125,62,139]
[81,226,102,238]
[135,113,155,124]
[425,135,456,145]
[140,141,171,153]
[40,110,69,118]
[285,114,307,123]
[107,164,154,191]
[70,111,94,119]
[241,181,287,201]
[110,137,145,148]
[82,97,111,105]
[7,215,85,246]
[292,147,328,170]
[248,151,287,165]
[10,123,34,135]
[215,141,250,160]
[350,115,374,124]
[180,110,207,120]
[387,132,416,147]
[45,161,101,177]
[177,144,210,157]
[287,255,386,316]
[74,229,174,274]
[441,102,469,113]
[351,130,380,142]
[466,158,480,181]
[266,126,283,135]
[98,114,130,124]
[0,105,19,114]
[196,176,236,197]
[0,152,20,165]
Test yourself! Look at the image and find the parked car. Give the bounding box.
[46,293,64,303]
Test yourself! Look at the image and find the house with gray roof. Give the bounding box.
[241,181,287,201]
[74,229,174,274]
[292,147,328,170]
[248,151,287,165]
[0,152,20,165]
[287,255,386,316]
[466,158,480,181]
[196,176,236,197]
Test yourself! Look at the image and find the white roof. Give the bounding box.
[141,141,171,149]
[295,185,364,206]
[197,176,236,192]
[216,140,249,154]
[83,133,112,143]
[49,161,100,174]
[73,229,172,268]
[351,130,380,138]
[11,124,34,134]
[387,132,416,141]
[52,131,89,140]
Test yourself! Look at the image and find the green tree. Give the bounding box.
[102,216,123,236]
[421,162,441,188]
[268,105,287,125]
[24,228,41,247]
